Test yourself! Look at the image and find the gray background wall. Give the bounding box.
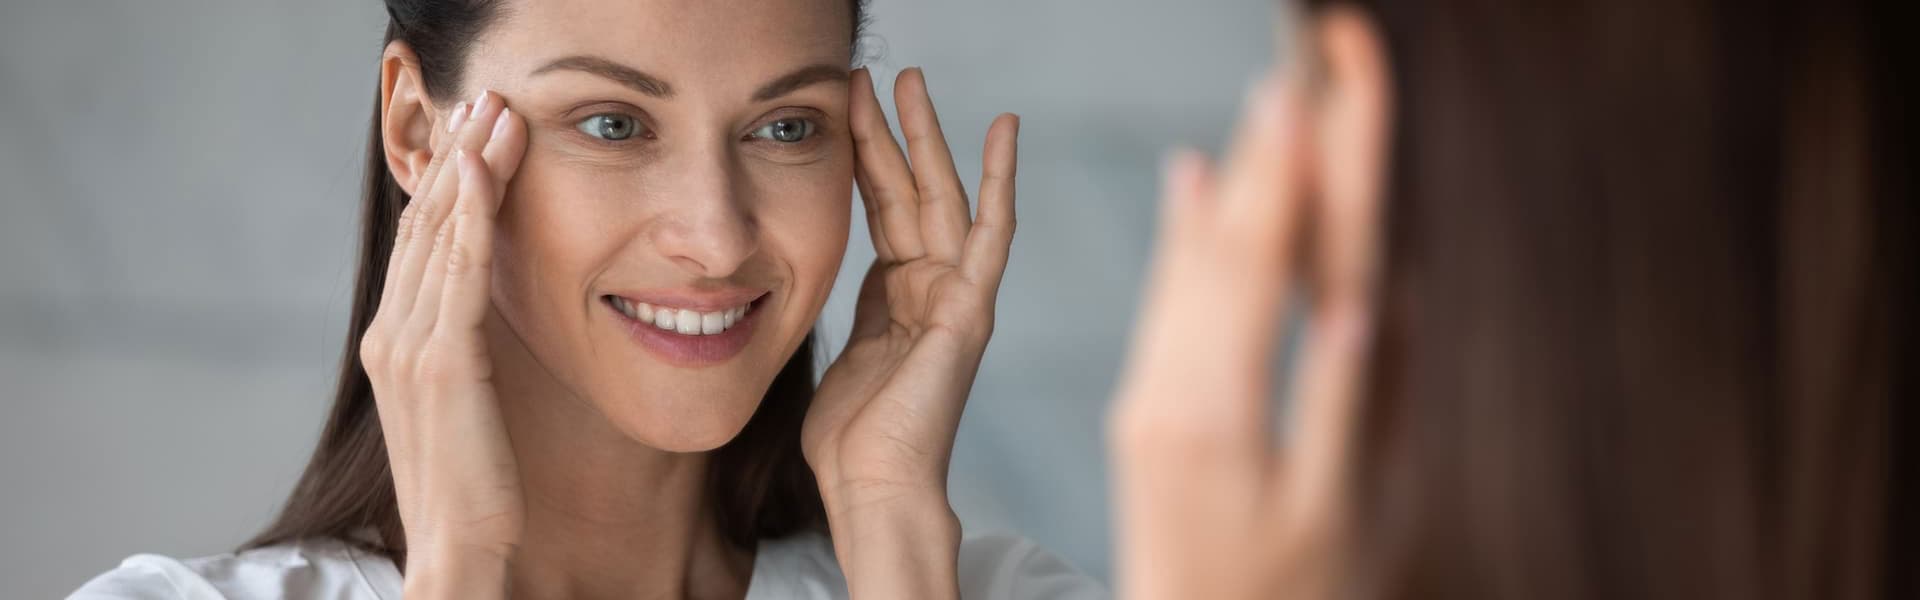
[0,1,1274,596]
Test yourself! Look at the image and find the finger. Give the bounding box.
[381,100,470,322]
[1113,150,1229,412]
[1210,73,1308,370]
[959,113,1020,289]
[1110,145,1270,467]
[437,149,501,331]
[893,67,971,262]
[1108,148,1286,539]
[479,104,529,193]
[850,68,925,260]
[407,149,463,337]
[1274,303,1370,527]
[846,260,893,341]
[1279,18,1391,520]
[854,159,894,262]
[409,90,510,330]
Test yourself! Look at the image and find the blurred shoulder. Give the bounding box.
[67,537,399,600]
[956,532,1108,600]
[751,530,1108,599]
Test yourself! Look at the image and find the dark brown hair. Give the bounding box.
[245,0,871,570]
[1307,0,1910,598]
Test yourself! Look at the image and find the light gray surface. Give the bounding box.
[0,1,1274,596]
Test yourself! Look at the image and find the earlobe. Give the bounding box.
[380,42,436,196]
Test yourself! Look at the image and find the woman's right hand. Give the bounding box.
[357,89,529,577]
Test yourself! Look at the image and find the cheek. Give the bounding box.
[754,157,854,282]
[490,161,631,332]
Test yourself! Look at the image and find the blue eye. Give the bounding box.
[577,113,643,141]
[751,118,816,143]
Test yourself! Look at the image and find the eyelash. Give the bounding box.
[576,113,651,144]
[565,108,825,152]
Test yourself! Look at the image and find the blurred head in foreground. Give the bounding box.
[1298,0,1905,597]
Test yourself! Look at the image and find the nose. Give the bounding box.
[648,145,758,278]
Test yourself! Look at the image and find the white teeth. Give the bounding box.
[615,296,753,336]
[674,309,698,335]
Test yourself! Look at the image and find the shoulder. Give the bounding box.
[954,533,1109,600]
[752,531,1107,600]
[67,537,399,600]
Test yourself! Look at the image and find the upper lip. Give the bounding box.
[603,287,768,311]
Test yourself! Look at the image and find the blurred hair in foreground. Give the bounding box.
[1308,0,1911,598]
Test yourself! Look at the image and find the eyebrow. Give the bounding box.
[751,64,850,102]
[532,55,674,98]
[530,55,848,103]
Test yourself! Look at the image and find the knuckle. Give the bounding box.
[406,203,438,243]
[446,244,487,279]
[444,222,492,278]
[395,212,423,245]
[431,215,456,249]
[443,244,473,277]
[408,347,450,386]
[392,210,415,239]
[358,332,390,366]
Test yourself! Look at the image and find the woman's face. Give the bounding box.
[457,0,854,451]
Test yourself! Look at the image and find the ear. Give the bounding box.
[380,41,441,197]
[1301,6,1393,319]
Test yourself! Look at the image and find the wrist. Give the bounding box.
[819,477,955,525]
[821,492,962,600]
[401,542,513,600]
[824,489,960,541]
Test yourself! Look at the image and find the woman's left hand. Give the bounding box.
[802,66,1019,598]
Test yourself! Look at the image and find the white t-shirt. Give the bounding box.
[68,531,1106,599]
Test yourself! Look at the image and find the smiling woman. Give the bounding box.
[66,0,1102,599]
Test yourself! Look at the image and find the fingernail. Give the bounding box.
[472,89,491,115]
[447,102,470,133]
[491,107,512,139]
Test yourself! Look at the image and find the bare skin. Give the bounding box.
[358,1,1019,598]
[1108,7,1393,600]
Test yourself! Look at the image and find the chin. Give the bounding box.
[595,385,768,453]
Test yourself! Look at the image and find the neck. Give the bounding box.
[484,316,755,600]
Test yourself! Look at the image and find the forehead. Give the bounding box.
[469,0,853,88]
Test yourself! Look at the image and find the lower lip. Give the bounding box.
[605,297,763,367]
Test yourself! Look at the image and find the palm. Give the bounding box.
[807,258,989,487]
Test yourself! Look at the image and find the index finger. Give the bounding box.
[1209,74,1307,370]
[851,67,926,261]
[894,68,972,262]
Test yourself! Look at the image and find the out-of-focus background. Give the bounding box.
[0,1,1276,596]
